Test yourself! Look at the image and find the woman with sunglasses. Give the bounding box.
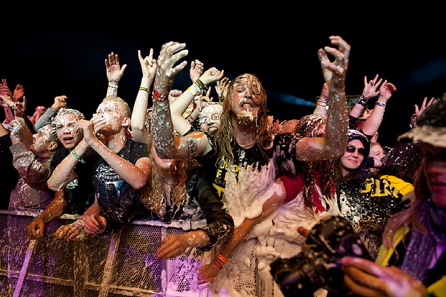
[336,129,414,258]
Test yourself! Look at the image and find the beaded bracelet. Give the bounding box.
[34,215,45,221]
[139,87,149,92]
[71,150,85,164]
[152,89,168,101]
[108,84,118,89]
[375,101,387,107]
[215,253,228,263]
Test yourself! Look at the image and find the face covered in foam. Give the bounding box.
[198,103,222,132]
[230,74,266,126]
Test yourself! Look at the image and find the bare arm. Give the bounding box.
[131,49,156,143]
[297,36,349,161]
[361,81,396,137]
[151,41,211,161]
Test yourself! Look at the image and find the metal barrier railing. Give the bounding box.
[0,210,212,297]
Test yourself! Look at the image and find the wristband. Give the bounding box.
[187,87,197,96]
[139,87,150,92]
[215,253,228,263]
[316,100,327,107]
[375,101,387,107]
[71,149,85,164]
[152,89,168,101]
[34,215,45,222]
[212,258,223,270]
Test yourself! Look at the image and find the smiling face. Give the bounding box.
[198,103,222,132]
[341,139,366,176]
[369,143,385,168]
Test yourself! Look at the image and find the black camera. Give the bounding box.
[270,216,371,297]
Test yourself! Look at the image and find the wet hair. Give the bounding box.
[51,108,85,126]
[101,95,131,117]
[214,73,273,165]
[379,142,424,184]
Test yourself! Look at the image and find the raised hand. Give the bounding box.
[199,67,224,85]
[138,49,157,80]
[362,74,383,98]
[411,96,437,128]
[190,59,204,83]
[105,52,127,83]
[153,42,188,93]
[216,77,231,102]
[319,36,351,83]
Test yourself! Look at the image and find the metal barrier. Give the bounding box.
[0,210,212,297]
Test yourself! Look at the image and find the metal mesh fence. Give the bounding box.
[0,211,211,297]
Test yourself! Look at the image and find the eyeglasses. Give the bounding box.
[198,113,221,124]
[345,145,366,156]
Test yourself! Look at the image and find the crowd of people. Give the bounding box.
[1,35,445,297]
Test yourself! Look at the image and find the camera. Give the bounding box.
[270,216,371,297]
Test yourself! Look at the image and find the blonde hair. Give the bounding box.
[102,95,131,117]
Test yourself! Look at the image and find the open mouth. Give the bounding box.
[63,137,75,144]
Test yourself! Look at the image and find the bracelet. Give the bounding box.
[152,89,168,101]
[139,87,150,92]
[215,253,228,263]
[212,258,223,270]
[316,100,327,107]
[187,87,197,96]
[108,84,118,89]
[375,101,387,107]
[194,79,208,95]
[357,95,370,106]
[34,215,45,221]
[71,149,85,164]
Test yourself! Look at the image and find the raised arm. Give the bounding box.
[105,52,127,96]
[35,95,67,131]
[151,41,211,161]
[296,35,349,161]
[361,80,396,137]
[131,49,157,143]
[170,66,223,135]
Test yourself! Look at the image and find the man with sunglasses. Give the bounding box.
[337,129,414,259]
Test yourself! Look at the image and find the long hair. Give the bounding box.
[213,73,273,165]
[381,156,428,253]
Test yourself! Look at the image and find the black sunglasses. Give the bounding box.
[345,145,366,156]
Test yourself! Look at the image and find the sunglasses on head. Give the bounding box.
[345,145,366,156]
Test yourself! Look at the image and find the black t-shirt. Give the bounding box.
[200,132,303,199]
[50,147,99,214]
[93,139,149,233]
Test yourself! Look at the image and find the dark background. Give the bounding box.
[2,4,446,147]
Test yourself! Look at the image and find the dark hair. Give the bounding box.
[378,142,424,184]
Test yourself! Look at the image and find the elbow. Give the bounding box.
[130,179,148,191]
